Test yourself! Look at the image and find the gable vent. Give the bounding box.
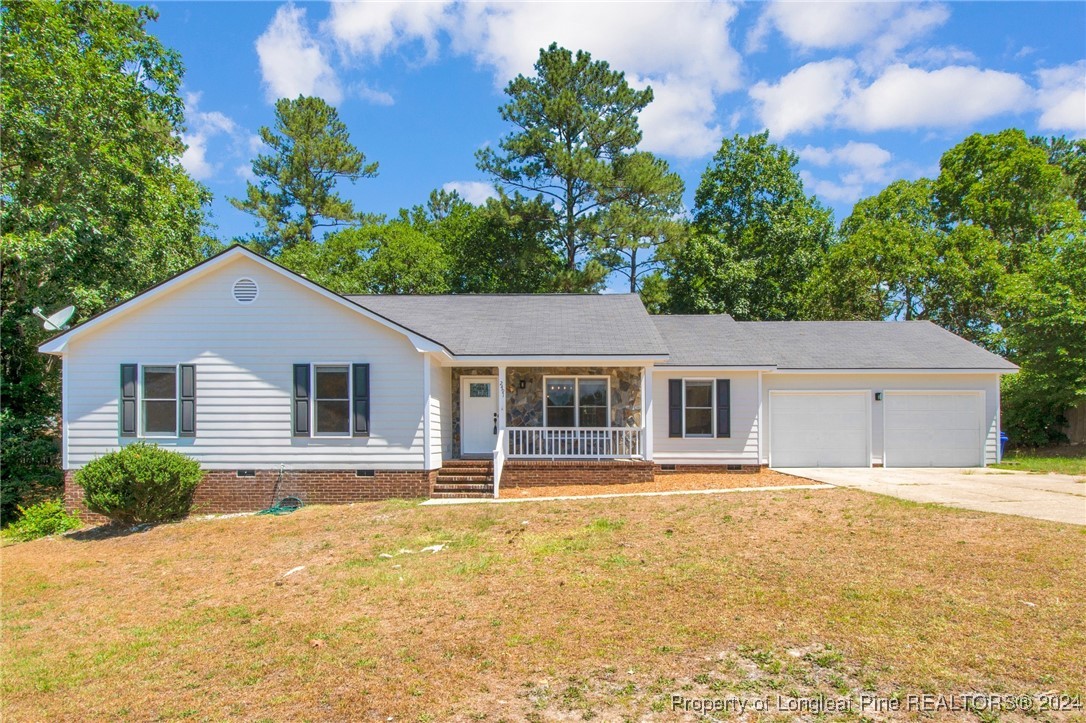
[232,278,259,304]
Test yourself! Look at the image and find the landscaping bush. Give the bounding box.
[75,443,203,524]
[2,499,81,542]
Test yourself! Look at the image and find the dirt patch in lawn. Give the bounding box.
[3,489,1084,721]
[501,468,804,498]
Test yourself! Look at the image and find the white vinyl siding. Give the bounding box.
[63,256,428,470]
[429,359,451,469]
[762,373,1000,466]
[652,370,760,465]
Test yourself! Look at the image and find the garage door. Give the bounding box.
[884,391,984,467]
[770,391,870,467]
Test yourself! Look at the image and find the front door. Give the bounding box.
[461,376,498,456]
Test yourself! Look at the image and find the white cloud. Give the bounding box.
[753,1,948,65]
[750,59,856,137]
[1035,62,1086,134]
[798,142,895,203]
[759,2,900,50]
[442,181,497,205]
[256,4,342,103]
[320,1,742,158]
[636,77,723,157]
[355,82,395,106]
[801,170,865,204]
[754,61,1037,137]
[841,64,1032,131]
[327,1,453,60]
[181,92,240,181]
[799,141,891,180]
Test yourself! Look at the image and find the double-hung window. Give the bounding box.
[314,365,351,436]
[683,380,714,437]
[142,366,178,436]
[544,377,610,428]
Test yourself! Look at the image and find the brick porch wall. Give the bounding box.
[653,464,763,474]
[64,468,436,522]
[500,460,654,488]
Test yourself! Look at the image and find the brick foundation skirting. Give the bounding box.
[500,460,655,488]
[64,468,437,521]
[653,464,763,474]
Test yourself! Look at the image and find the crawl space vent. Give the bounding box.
[232,277,259,304]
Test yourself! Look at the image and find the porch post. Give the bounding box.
[642,364,654,461]
[497,364,507,453]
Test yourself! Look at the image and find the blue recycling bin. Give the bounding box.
[999,432,1009,458]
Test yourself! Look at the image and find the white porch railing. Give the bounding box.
[507,427,644,459]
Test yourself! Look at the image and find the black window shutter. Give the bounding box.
[353,363,370,437]
[668,379,682,438]
[179,364,197,437]
[120,364,138,437]
[716,379,731,438]
[293,364,310,437]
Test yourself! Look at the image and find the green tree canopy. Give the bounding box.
[231,95,378,255]
[1,0,212,517]
[477,43,654,291]
[419,191,563,294]
[597,152,686,293]
[806,128,1085,445]
[277,221,448,295]
[667,132,833,319]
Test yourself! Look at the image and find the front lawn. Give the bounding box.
[993,447,1086,476]
[3,488,1084,720]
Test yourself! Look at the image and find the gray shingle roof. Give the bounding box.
[347,294,670,357]
[652,315,1018,370]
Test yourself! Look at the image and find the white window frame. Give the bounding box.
[682,378,715,438]
[311,363,352,438]
[542,375,611,428]
[140,363,180,439]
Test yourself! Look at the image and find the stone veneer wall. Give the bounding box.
[506,367,642,428]
[64,468,435,523]
[450,366,498,458]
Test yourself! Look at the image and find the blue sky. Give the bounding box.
[152,1,1086,243]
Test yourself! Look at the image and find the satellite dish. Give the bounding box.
[32,305,76,331]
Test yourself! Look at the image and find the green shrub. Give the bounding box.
[2,499,81,542]
[75,443,203,524]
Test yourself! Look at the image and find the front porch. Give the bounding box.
[443,365,654,497]
[450,365,650,459]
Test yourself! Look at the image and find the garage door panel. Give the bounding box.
[884,392,983,467]
[770,392,869,468]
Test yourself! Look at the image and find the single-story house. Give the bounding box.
[40,245,1018,512]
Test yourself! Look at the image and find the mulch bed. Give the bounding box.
[499,469,807,498]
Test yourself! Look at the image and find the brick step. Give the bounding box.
[437,466,491,475]
[441,459,494,468]
[435,474,493,484]
[431,491,493,499]
[436,482,497,492]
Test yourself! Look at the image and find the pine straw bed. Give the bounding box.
[500,468,807,498]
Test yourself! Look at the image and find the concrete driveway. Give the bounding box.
[777,467,1086,525]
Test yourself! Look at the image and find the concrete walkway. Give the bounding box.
[421,483,832,505]
[777,467,1086,525]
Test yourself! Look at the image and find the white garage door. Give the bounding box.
[884,391,984,467]
[770,392,870,467]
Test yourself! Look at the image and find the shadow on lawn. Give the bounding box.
[66,522,161,541]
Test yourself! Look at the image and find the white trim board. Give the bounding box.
[39,246,445,356]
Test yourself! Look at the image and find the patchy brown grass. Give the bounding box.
[3,489,1085,721]
[501,469,805,498]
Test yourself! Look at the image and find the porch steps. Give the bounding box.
[433,459,494,498]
